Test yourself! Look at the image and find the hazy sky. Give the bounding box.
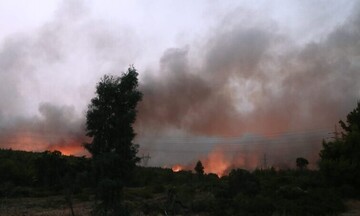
[0,0,359,170]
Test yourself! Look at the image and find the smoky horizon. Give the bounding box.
[0,0,359,176]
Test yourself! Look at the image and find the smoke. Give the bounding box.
[136,3,360,171]
[138,6,360,135]
[0,103,87,155]
[0,0,139,155]
[0,1,359,171]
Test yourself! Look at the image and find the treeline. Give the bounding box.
[129,166,347,215]
[0,149,91,196]
[0,148,357,215]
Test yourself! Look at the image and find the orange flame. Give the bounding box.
[1,132,88,156]
[48,143,88,156]
[202,148,231,177]
[168,147,262,177]
[172,164,183,172]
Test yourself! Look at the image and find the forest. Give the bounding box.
[0,145,358,215]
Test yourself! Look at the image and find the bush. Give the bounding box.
[152,184,166,194]
[340,184,358,198]
[228,169,260,197]
[276,185,307,200]
[191,192,216,212]
[234,194,275,216]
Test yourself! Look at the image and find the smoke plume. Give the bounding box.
[136,3,360,172]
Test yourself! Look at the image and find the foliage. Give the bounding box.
[0,149,91,197]
[84,66,142,215]
[35,151,67,188]
[233,194,275,216]
[84,67,142,161]
[194,160,204,176]
[296,157,309,170]
[0,149,36,186]
[319,102,360,192]
[227,169,260,197]
[0,149,347,215]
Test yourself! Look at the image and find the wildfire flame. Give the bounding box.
[172,164,183,172]
[0,132,88,156]
[202,149,231,177]
[168,147,263,177]
[48,143,88,156]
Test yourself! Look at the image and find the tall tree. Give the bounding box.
[84,66,142,215]
[194,160,204,176]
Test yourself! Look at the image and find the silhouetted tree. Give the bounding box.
[84,66,142,215]
[194,160,204,176]
[296,157,309,170]
[319,102,360,189]
[339,101,360,134]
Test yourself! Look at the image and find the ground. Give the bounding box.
[341,200,360,216]
[1,194,359,216]
[0,196,92,216]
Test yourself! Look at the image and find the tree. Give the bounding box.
[194,160,204,176]
[296,157,309,170]
[319,102,360,189]
[339,101,360,133]
[84,66,142,215]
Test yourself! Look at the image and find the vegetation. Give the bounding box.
[194,160,204,176]
[319,101,360,197]
[84,66,142,215]
[0,148,349,215]
[296,157,309,170]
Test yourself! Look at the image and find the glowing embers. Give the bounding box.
[171,164,184,172]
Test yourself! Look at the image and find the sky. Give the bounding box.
[0,0,359,174]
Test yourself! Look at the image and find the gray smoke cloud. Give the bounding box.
[0,0,139,154]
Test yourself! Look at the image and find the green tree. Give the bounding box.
[84,66,142,215]
[194,160,204,176]
[319,102,360,190]
[296,157,309,170]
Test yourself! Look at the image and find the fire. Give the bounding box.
[169,149,231,177]
[172,164,183,172]
[202,148,231,177]
[0,132,88,156]
[48,143,88,156]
